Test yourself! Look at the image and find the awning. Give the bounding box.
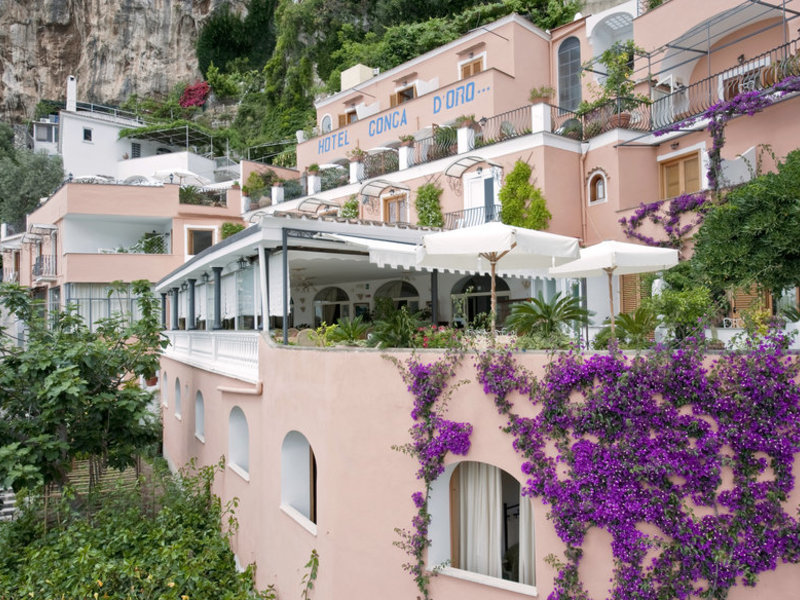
[321,233,421,270]
[358,179,410,198]
[444,156,501,178]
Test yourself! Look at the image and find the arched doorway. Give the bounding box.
[374,280,420,314]
[314,286,349,327]
[452,275,510,327]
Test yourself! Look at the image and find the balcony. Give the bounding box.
[33,255,56,280]
[443,205,501,230]
[163,330,260,383]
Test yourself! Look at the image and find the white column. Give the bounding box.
[271,185,284,205]
[349,161,364,184]
[457,126,475,154]
[531,103,552,133]
[307,174,321,195]
[399,146,414,170]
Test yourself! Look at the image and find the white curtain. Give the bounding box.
[459,462,503,578]
[519,494,535,586]
[268,253,291,317]
[221,272,236,319]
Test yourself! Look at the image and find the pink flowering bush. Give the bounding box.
[179,81,211,108]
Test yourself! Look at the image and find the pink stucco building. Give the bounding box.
[158,0,800,597]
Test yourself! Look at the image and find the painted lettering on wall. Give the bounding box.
[368,109,408,137]
[432,82,476,114]
[318,130,350,154]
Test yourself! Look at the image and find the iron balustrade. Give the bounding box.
[413,129,458,166]
[443,205,501,230]
[363,150,400,180]
[476,105,532,147]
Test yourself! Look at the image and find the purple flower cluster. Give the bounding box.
[619,192,710,249]
[477,338,800,599]
[394,351,472,600]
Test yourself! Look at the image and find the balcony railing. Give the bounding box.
[443,205,501,230]
[320,167,349,191]
[164,330,260,383]
[33,255,56,278]
[476,105,532,147]
[363,149,400,180]
[412,128,458,165]
[2,270,19,283]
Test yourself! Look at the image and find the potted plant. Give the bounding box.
[454,114,477,128]
[399,134,415,147]
[583,120,603,138]
[347,147,367,162]
[307,163,320,175]
[583,40,650,128]
[528,85,555,104]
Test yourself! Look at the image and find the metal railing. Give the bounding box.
[413,129,458,165]
[443,205,501,230]
[32,255,56,278]
[283,179,305,202]
[320,167,349,191]
[126,232,170,254]
[2,270,19,283]
[65,297,145,331]
[363,150,399,179]
[476,105,531,147]
[0,488,16,522]
[75,101,145,124]
[179,188,227,207]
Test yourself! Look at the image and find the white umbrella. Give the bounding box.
[417,221,580,334]
[548,240,679,334]
[152,168,210,187]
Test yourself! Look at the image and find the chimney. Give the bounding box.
[66,75,77,112]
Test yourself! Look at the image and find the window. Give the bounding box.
[338,110,357,128]
[188,228,214,255]
[620,273,644,314]
[83,128,93,142]
[161,372,168,407]
[174,378,182,418]
[460,57,483,79]
[383,193,408,224]
[35,125,54,142]
[131,142,141,158]
[374,280,419,312]
[281,431,317,526]
[558,37,582,112]
[313,286,349,327]
[660,153,700,199]
[228,406,249,477]
[429,461,535,588]
[390,86,416,107]
[588,171,607,204]
[194,391,205,441]
[452,275,511,326]
[320,114,332,134]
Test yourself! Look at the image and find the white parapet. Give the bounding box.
[163,331,260,383]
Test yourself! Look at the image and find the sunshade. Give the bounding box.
[549,240,678,334]
[417,221,580,334]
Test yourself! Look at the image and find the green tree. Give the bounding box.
[692,149,800,299]
[0,123,64,229]
[0,280,166,492]
[499,160,551,229]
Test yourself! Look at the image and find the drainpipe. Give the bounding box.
[579,143,588,244]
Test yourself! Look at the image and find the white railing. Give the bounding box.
[163,330,260,383]
[0,488,16,522]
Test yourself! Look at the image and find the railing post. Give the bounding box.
[457,125,475,154]
[271,184,284,205]
[349,160,364,184]
[307,173,321,195]
[399,145,413,170]
[531,103,552,133]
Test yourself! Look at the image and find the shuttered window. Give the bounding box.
[620,274,642,314]
[390,86,416,107]
[661,153,700,199]
[460,58,483,79]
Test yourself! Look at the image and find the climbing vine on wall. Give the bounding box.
[473,337,800,600]
[391,351,472,600]
[618,192,710,251]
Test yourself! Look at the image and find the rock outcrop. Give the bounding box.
[0,0,247,120]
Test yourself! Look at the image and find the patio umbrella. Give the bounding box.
[416,221,580,334]
[548,240,678,335]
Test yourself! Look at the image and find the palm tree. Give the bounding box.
[506,292,592,337]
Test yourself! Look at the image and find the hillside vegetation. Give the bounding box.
[119,0,580,161]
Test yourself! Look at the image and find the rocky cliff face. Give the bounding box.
[0,0,247,120]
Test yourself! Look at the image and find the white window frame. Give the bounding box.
[280,431,318,533]
[82,127,93,143]
[457,51,487,80]
[320,113,333,134]
[463,166,502,211]
[194,391,205,442]
[228,406,250,480]
[587,170,608,205]
[184,225,217,257]
[174,377,182,420]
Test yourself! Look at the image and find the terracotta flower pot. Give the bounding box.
[608,112,631,129]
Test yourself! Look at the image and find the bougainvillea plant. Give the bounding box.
[654,74,800,192]
[474,335,800,600]
[179,81,211,108]
[391,351,472,600]
[618,191,710,250]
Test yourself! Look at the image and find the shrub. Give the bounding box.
[340,196,359,219]
[221,222,246,239]
[499,160,551,230]
[505,292,591,337]
[414,183,444,228]
[179,81,211,108]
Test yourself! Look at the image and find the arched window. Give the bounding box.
[228,406,249,477]
[313,286,349,327]
[428,461,535,588]
[588,171,607,204]
[174,377,182,419]
[194,391,205,441]
[452,275,511,327]
[320,114,332,134]
[162,372,168,407]
[281,431,318,526]
[374,280,420,312]
[558,37,582,112]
